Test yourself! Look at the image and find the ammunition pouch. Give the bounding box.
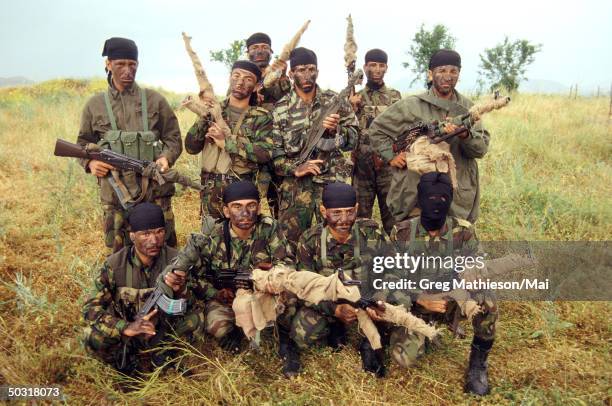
[98,130,161,161]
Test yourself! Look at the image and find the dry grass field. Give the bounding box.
[0,79,610,405]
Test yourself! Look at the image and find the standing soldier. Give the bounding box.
[292,182,411,377]
[245,32,291,217]
[82,203,202,374]
[77,37,183,251]
[369,49,490,224]
[272,47,359,248]
[185,60,273,229]
[349,49,401,235]
[160,181,300,377]
[390,172,497,396]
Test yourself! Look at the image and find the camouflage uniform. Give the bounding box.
[272,86,359,247]
[185,99,273,222]
[77,82,182,251]
[82,246,203,371]
[162,216,294,340]
[352,84,401,235]
[255,74,292,218]
[389,216,498,368]
[291,219,410,349]
[369,89,490,224]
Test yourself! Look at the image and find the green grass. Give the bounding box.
[0,80,610,404]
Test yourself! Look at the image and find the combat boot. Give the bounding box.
[278,329,301,378]
[465,338,493,396]
[359,338,385,378]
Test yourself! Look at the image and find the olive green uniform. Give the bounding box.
[77,82,182,251]
[369,89,490,223]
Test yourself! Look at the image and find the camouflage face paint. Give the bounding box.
[325,206,357,235]
[108,59,138,90]
[227,200,259,230]
[230,68,258,100]
[248,44,272,69]
[430,65,460,97]
[364,62,387,84]
[131,227,165,261]
[291,64,318,93]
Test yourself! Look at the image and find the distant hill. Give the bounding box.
[0,76,35,87]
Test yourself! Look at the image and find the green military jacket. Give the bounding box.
[391,215,479,299]
[162,216,293,303]
[369,89,490,223]
[271,86,359,184]
[296,218,409,315]
[82,245,178,339]
[354,84,401,149]
[185,98,274,175]
[77,82,183,204]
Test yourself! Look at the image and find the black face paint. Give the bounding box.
[228,202,259,230]
[132,227,165,260]
[325,208,357,234]
[431,65,459,97]
[292,65,318,94]
[248,49,271,68]
[230,69,257,100]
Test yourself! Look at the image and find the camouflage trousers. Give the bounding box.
[391,294,498,368]
[352,148,394,235]
[256,164,280,219]
[205,294,297,339]
[84,310,203,371]
[278,177,325,250]
[200,172,257,232]
[102,196,176,253]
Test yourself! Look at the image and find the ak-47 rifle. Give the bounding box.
[208,268,254,292]
[54,139,203,209]
[263,20,311,89]
[344,14,358,98]
[392,92,511,153]
[295,69,364,171]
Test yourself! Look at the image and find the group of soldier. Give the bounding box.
[78,33,496,396]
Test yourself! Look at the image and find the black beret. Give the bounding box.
[246,32,271,48]
[429,49,461,70]
[223,181,260,204]
[290,47,317,69]
[102,37,138,61]
[322,182,357,209]
[365,48,388,64]
[127,202,165,232]
[232,60,262,82]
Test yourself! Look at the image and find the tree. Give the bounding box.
[210,40,246,71]
[403,24,456,87]
[478,37,542,92]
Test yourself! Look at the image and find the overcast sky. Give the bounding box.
[1,0,610,94]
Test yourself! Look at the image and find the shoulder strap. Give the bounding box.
[444,217,453,256]
[321,226,329,268]
[103,91,118,131]
[141,88,149,131]
[416,93,469,117]
[223,219,232,268]
[125,253,133,289]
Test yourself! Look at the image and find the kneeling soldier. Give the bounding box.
[391,172,497,396]
[82,203,203,374]
[160,181,299,376]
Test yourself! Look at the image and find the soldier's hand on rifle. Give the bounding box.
[155,156,170,173]
[442,122,469,139]
[365,301,386,322]
[322,113,340,133]
[416,295,447,313]
[88,160,115,177]
[206,122,227,148]
[123,308,158,337]
[215,288,235,305]
[348,94,363,112]
[294,160,324,177]
[334,303,358,324]
[164,270,187,294]
[389,153,407,169]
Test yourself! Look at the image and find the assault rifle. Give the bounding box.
[209,268,253,292]
[54,139,203,209]
[335,268,383,310]
[392,93,511,153]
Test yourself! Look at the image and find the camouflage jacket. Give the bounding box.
[390,215,479,299]
[77,82,183,202]
[272,86,359,184]
[369,89,490,223]
[185,98,274,174]
[161,216,293,303]
[296,218,409,315]
[82,245,178,339]
[354,84,401,150]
